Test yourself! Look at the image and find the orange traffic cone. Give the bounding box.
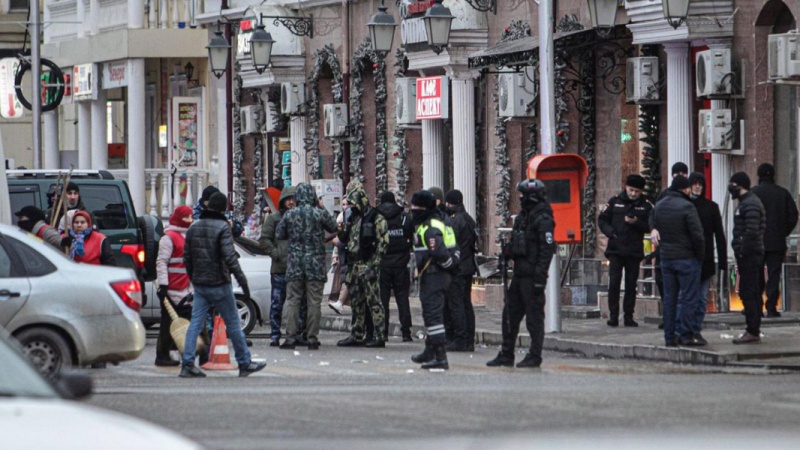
[201,315,237,370]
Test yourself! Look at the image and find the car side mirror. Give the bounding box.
[53,370,93,400]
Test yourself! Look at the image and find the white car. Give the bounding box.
[139,236,272,335]
[0,331,201,450]
[0,224,145,376]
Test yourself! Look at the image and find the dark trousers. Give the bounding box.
[501,275,545,365]
[269,273,307,341]
[419,272,451,345]
[444,274,475,346]
[156,297,208,359]
[759,250,785,312]
[738,255,764,336]
[367,265,412,338]
[607,255,643,319]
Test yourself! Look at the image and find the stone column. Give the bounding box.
[43,111,59,169]
[214,72,228,191]
[91,87,107,169]
[664,43,694,173]
[290,116,308,185]
[128,59,146,214]
[450,73,477,219]
[77,102,91,169]
[421,119,444,189]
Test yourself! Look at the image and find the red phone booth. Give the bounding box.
[526,154,589,245]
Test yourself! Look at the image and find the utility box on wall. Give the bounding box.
[526,154,588,245]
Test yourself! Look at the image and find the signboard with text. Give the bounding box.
[73,64,97,101]
[103,60,129,89]
[415,76,449,120]
[0,58,23,119]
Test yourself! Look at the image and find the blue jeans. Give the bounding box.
[182,283,251,367]
[661,258,701,343]
[693,277,712,332]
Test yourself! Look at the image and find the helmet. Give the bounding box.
[516,179,547,204]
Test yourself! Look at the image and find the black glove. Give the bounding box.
[532,284,546,296]
[157,286,168,300]
[241,283,251,299]
[61,236,73,248]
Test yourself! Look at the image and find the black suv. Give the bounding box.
[7,170,161,303]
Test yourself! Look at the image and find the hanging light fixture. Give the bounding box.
[423,0,455,55]
[367,0,398,55]
[249,21,275,74]
[661,0,691,30]
[207,22,231,79]
[587,0,618,36]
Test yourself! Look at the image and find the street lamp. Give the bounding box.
[207,23,231,79]
[423,0,454,55]
[662,0,690,29]
[249,21,275,74]
[587,0,618,36]
[367,0,398,54]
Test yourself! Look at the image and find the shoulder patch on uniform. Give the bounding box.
[546,232,554,245]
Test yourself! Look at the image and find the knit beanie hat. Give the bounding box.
[671,162,689,176]
[625,174,646,190]
[670,175,691,191]
[169,205,193,227]
[444,189,464,206]
[411,190,436,209]
[757,163,775,181]
[207,192,228,212]
[201,185,221,203]
[15,205,46,224]
[729,172,751,190]
[379,191,396,204]
[66,181,80,193]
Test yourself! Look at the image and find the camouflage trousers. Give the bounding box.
[348,263,385,341]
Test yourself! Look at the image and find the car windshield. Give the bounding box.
[0,335,59,398]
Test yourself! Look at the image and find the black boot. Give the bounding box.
[411,340,434,364]
[486,351,515,367]
[516,352,542,368]
[421,343,449,370]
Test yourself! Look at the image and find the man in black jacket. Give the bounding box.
[729,172,767,344]
[652,176,705,347]
[487,179,555,369]
[598,174,653,327]
[180,192,266,378]
[368,191,414,342]
[751,163,798,317]
[443,189,479,352]
[688,172,727,344]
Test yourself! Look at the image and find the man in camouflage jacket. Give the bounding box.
[275,183,338,349]
[336,180,390,347]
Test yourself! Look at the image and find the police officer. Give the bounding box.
[598,174,653,327]
[486,179,555,369]
[409,190,460,370]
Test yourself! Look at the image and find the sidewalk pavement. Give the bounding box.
[320,297,800,370]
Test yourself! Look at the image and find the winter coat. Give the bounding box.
[448,204,479,277]
[184,210,247,287]
[510,201,556,286]
[31,220,63,250]
[276,183,338,282]
[751,180,799,252]
[598,191,652,259]
[690,195,728,280]
[339,181,388,283]
[732,192,766,258]
[259,187,296,274]
[376,200,412,268]
[157,225,193,304]
[651,189,704,261]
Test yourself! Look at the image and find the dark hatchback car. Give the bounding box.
[7,170,160,298]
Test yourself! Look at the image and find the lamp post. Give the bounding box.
[587,0,618,36]
[423,0,454,55]
[367,0,397,55]
[249,21,275,74]
[207,24,231,79]
[662,0,690,29]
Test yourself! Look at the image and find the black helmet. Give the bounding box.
[517,179,547,204]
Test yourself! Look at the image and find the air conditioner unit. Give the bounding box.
[240,105,263,135]
[768,31,800,79]
[698,109,733,151]
[498,66,536,117]
[696,49,732,97]
[263,102,279,133]
[281,82,305,115]
[396,77,418,125]
[323,103,349,137]
[626,57,660,103]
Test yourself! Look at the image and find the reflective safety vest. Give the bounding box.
[414,218,459,271]
[164,229,190,290]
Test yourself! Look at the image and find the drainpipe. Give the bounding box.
[342,0,351,188]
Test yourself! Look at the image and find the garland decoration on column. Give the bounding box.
[351,37,389,192]
[554,15,584,153]
[639,45,662,200]
[306,44,344,179]
[251,89,264,228]
[232,59,246,221]
[579,46,597,255]
[391,48,410,203]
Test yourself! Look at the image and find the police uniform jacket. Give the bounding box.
[598,191,652,259]
[511,201,556,286]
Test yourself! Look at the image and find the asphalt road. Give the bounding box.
[86,328,800,449]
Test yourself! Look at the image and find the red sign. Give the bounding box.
[415,76,449,120]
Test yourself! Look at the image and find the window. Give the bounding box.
[5,237,56,277]
[9,186,40,226]
[9,0,29,13]
[0,241,11,278]
[77,185,132,230]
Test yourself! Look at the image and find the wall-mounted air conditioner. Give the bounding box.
[240,105,263,135]
[768,31,800,80]
[281,82,305,115]
[323,103,349,137]
[498,66,536,117]
[396,77,418,125]
[626,57,660,103]
[698,109,734,151]
[696,49,732,97]
[263,102,278,133]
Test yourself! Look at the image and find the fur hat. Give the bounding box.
[411,190,436,209]
[625,174,646,190]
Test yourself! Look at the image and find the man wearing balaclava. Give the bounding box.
[15,206,62,249]
[751,163,798,317]
[336,180,389,348]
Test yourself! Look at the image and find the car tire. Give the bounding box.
[138,215,161,282]
[16,327,74,378]
[236,296,257,335]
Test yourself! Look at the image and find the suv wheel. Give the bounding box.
[16,327,74,378]
[236,296,257,335]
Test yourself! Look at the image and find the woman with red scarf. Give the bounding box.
[62,210,116,266]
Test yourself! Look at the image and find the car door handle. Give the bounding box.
[0,290,21,298]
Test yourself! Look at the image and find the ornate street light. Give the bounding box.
[249,21,275,74]
[367,0,397,54]
[423,0,454,55]
[587,0,618,36]
[207,23,231,79]
[662,0,690,29]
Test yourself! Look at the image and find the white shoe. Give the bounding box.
[328,300,343,315]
